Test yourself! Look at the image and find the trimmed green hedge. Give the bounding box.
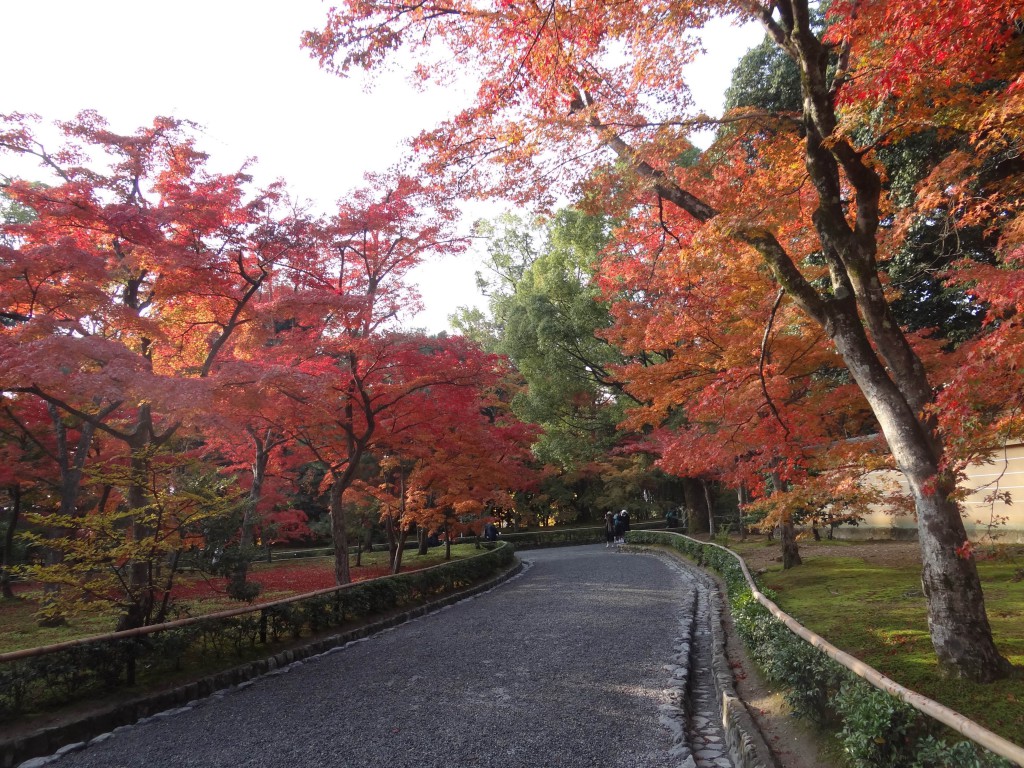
[627,530,1012,768]
[498,520,669,550]
[0,541,515,719]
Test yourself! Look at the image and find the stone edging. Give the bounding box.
[707,582,780,768]
[2,561,524,768]
[630,545,779,768]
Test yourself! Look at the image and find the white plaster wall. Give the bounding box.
[833,445,1024,543]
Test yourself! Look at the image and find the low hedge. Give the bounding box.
[0,541,515,720]
[498,520,668,550]
[627,530,1012,768]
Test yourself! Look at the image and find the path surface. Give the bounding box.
[39,546,735,768]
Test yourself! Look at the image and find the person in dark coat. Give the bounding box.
[604,510,616,548]
[614,509,630,543]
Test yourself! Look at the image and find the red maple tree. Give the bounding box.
[303,0,1023,679]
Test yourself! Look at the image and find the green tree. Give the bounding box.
[723,35,802,114]
[465,210,629,468]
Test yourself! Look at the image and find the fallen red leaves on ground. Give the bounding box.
[171,562,402,602]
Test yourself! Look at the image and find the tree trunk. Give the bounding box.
[828,312,1011,679]
[120,440,155,631]
[356,521,374,566]
[329,482,351,585]
[781,518,802,569]
[682,478,708,535]
[702,480,716,538]
[736,484,748,542]
[233,429,273,591]
[417,526,428,556]
[913,473,1011,681]
[39,406,98,625]
[153,549,181,625]
[1,486,21,599]
[388,470,409,572]
[113,403,174,632]
[391,528,409,575]
[769,473,800,568]
[384,509,399,571]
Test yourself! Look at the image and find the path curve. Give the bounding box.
[34,545,736,768]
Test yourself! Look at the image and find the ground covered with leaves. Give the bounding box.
[0,550,452,655]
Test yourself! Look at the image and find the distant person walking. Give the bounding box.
[614,509,630,544]
[665,508,680,529]
[604,511,616,548]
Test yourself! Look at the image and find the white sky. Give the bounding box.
[1,1,763,333]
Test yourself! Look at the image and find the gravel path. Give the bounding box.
[38,545,728,768]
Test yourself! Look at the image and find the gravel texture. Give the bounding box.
[36,545,701,768]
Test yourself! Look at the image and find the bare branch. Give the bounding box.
[759,288,790,439]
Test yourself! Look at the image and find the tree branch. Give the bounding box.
[760,288,791,439]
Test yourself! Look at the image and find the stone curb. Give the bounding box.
[2,561,524,768]
[661,585,698,765]
[706,583,780,768]
[629,546,779,768]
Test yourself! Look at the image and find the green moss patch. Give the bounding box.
[761,554,1024,744]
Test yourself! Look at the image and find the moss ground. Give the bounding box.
[727,537,1024,745]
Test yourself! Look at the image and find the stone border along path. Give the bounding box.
[14,545,776,768]
[648,550,777,768]
[4,561,525,768]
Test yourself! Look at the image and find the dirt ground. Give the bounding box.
[738,537,923,572]
[725,617,831,768]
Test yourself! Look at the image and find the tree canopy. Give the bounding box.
[1,0,1022,686]
[0,113,537,625]
[304,0,1023,681]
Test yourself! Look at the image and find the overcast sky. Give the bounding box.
[2,1,763,332]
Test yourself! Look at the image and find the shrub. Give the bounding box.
[910,736,1013,768]
[834,678,925,767]
[0,541,515,719]
[626,530,1014,768]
